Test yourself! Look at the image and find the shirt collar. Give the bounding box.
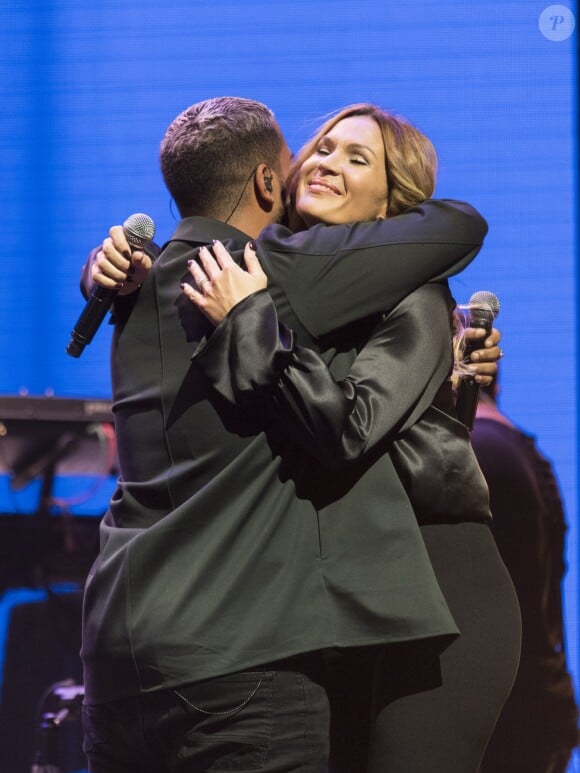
[168,216,251,247]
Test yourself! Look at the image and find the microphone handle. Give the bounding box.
[455,307,494,431]
[66,285,118,358]
[456,375,480,432]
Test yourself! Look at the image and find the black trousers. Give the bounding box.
[83,523,520,773]
[328,522,522,773]
[82,655,330,773]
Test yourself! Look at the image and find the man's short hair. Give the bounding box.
[160,97,283,219]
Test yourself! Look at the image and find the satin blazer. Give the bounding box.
[192,283,491,525]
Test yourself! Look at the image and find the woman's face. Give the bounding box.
[295,115,388,227]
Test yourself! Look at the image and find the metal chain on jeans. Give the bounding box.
[174,675,265,717]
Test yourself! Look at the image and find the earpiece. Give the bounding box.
[264,175,273,193]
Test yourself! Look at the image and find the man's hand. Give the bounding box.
[85,225,153,296]
[183,241,267,326]
[464,326,503,386]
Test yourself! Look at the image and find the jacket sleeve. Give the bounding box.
[192,284,454,467]
[257,198,487,337]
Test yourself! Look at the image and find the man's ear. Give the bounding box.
[255,163,275,202]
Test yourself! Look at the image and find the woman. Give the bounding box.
[182,104,521,773]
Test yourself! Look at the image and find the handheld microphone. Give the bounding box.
[66,213,155,358]
[456,290,500,431]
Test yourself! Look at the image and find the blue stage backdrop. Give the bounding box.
[0,0,577,756]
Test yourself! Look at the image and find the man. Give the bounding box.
[473,379,579,773]
[79,96,495,772]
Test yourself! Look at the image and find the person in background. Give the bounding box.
[472,376,579,773]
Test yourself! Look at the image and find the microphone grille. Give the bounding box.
[123,213,156,247]
[469,290,500,319]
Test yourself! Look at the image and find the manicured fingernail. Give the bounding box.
[249,241,256,250]
[187,259,193,266]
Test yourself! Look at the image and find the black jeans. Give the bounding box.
[82,656,330,772]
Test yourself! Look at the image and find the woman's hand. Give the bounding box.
[182,241,268,326]
[89,225,153,296]
[465,326,503,386]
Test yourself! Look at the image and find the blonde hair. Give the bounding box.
[285,103,437,230]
